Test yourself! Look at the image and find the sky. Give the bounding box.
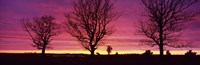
[0,0,200,54]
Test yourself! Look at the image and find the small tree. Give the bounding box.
[65,0,118,56]
[138,0,197,55]
[22,15,60,56]
[107,46,113,55]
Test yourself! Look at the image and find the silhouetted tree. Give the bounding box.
[138,0,197,55]
[185,50,197,55]
[22,15,60,56]
[166,50,171,55]
[65,0,118,56]
[107,46,113,55]
[115,52,118,55]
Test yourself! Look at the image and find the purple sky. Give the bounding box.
[0,0,200,52]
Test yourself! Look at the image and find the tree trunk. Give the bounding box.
[159,44,164,56]
[159,31,164,55]
[90,49,95,56]
[159,23,164,56]
[41,44,46,56]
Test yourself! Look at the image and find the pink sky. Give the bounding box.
[0,0,200,53]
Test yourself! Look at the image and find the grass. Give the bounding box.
[0,53,200,65]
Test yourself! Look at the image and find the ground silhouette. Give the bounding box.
[0,53,200,65]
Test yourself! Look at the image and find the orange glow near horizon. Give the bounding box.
[0,0,200,55]
[0,50,200,55]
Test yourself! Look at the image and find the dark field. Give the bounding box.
[0,53,200,65]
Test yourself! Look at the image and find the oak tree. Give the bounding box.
[65,0,118,55]
[22,15,60,56]
[139,0,197,55]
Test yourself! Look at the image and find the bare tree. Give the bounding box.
[65,0,118,56]
[138,0,197,55]
[22,15,60,56]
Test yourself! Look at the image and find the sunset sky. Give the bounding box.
[0,0,200,54]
